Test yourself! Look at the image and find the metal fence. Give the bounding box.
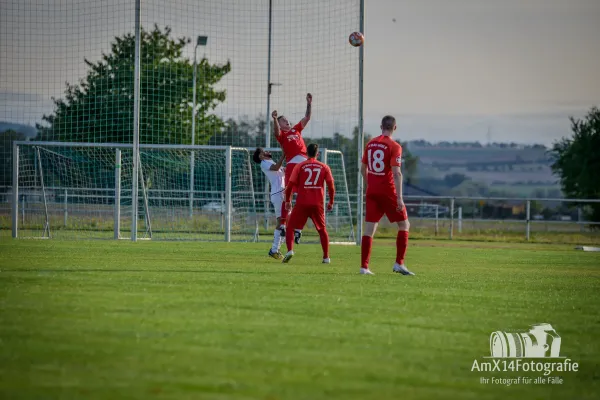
[2,185,599,242]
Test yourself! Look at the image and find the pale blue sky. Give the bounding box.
[363,0,600,144]
[1,0,599,145]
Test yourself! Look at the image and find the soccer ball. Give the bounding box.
[349,32,364,47]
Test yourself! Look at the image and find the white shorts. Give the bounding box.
[270,190,285,218]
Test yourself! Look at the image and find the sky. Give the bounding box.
[1,0,599,145]
[363,0,600,144]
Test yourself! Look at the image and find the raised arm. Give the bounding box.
[270,153,285,171]
[299,93,312,128]
[392,166,404,211]
[272,110,281,138]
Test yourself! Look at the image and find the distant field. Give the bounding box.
[409,146,547,165]
[1,239,599,400]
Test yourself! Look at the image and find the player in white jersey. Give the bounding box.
[253,147,286,259]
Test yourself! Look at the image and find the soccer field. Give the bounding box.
[0,239,599,399]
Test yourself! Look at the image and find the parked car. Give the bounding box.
[201,201,235,213]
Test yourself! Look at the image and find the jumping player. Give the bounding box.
[253,148,286,259]
[359,115,415,276]
[282,143,334,264]
[272,92,312,244]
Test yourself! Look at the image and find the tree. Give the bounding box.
[550,107,600,221]
[37,25,231,144]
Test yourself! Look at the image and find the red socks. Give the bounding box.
[361,236,373,268]
[318,230,330,259]
[396,230,409,265]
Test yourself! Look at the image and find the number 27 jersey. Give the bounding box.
[361,135,403,195]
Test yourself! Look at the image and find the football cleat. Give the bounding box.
[360,268,374,275]
[294,230,302,244]
[268,249,283,260]
[322,258,331,264]
[282,250,294,263]
[393,263,415,276]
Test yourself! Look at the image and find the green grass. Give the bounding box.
[1,239,599,400]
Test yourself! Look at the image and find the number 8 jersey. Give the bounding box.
[361,135,403,195]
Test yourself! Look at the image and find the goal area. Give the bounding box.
[1,0,363,243]
[11,142,355,243]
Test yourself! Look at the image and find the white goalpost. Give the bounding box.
[12,141,355,243]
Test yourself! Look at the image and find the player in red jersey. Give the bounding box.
[359,115,415,276]
[272,93,312,245]
[282,143,335,264]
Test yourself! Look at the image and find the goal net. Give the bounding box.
[13,142,354,242]
[13,143,259,241]
[2,0,362,241]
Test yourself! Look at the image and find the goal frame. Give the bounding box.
[11,141,259,242]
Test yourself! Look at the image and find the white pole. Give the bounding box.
[434,204,439,236]
[225,146,232,242]
[356,0,365,245]
[131,0,141,242]
[340,154,356,242]
[449,198,455,240]
[458,206,462,233]
[11,141,18,238]
[526,200,531,241]
[114,148,121,239]
[190,44,197,218]
[265,0,273,149]
[264,0,273,232]
[64,188,68,227]
[320,148,328,227]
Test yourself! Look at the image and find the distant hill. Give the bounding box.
[0,121,37,138]
[405,140,561,197]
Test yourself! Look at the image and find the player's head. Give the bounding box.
[307,143,319,159]
[277,115,292,131]
[252,147,272,164]
[381,115,397,135]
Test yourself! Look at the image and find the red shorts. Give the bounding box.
[365,192,408,223]
[285,163,299,193]
[288,204,326,232]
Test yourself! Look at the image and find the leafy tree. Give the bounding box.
[37,25,231,144]
[550,107,600,222]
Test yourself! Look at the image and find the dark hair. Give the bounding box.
[381,115,396,131]
[277,115,285,121]
[307,143,319,158]
[252,147,263,164]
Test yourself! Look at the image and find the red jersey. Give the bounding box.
[276,122,307,163]
[361,135,402,195]
[286,159,335,206]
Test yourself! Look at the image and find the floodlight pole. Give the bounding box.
[266,0,273,149]
[131,0,141,241]
[356,0,365,245]
[190,35,208,218]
